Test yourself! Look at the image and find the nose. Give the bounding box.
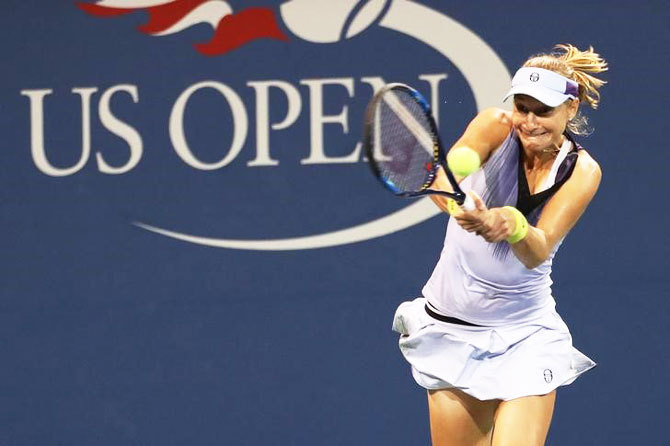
[524,111,540,129]
[525,111,538,125]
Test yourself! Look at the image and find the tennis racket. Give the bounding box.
[363,83,475,211]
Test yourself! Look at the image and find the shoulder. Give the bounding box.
[573,149,602,188]
[469,107,512,133]
[536,147,602,245]
[457,108,513,163]
[548,147,601,212]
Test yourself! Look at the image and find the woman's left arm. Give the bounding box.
[513,151,602,268]
[455,151,602,268]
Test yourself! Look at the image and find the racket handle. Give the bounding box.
[461,193,476,212]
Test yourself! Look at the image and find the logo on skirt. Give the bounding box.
[543,369,553,383]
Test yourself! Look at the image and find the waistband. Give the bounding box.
[424,304,485,327]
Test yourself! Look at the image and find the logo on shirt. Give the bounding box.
[543,369,553,383]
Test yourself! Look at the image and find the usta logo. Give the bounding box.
[21,0,510,250]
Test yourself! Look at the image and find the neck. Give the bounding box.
[522,134,565,168]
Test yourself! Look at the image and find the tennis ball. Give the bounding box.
[447,146,480,177]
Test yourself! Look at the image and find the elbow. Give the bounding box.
[519,249,550,269]
[519,247,551,270]
[516,228,551,269]
[521,257,544,270]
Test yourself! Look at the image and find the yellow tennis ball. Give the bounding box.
[447,146,480,176]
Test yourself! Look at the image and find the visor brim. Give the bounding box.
[503,85,572,107]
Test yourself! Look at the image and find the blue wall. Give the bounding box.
[2,1,669,445]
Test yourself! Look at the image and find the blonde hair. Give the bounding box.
[523,44,608,135]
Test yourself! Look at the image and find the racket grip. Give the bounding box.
[461,193,476,212]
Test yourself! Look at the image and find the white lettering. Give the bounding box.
[96,84,143,174]
[299,77,359,165]
[418,73,448,126]
[20,87,97,177]
[246,80,302,167]
[23,73,449,176]
[170,81,248,170]
[360,76,390,162]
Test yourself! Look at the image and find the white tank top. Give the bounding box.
[422,131,577,326]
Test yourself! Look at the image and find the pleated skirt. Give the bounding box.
[392,297,596,401]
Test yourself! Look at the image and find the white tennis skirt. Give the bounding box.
[392,297,596,401]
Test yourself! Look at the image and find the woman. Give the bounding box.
[392,44,608,446]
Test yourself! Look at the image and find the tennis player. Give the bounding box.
[392,44,607,446]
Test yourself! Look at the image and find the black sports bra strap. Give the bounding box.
[516,133,581,216]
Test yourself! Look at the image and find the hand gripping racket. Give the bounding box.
[363,83,475,211]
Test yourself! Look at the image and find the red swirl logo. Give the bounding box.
[76,0,289,56]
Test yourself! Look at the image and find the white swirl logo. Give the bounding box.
[135,0,511,250]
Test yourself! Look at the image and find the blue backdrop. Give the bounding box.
[2,1,669,445]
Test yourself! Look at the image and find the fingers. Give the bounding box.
[451,192,512,243]
[468,190,487,212]
[479,211,513,242]
[468,225,503,242]
[453,206,512,243]
[455,215,487,235]
[454,215,482,229]
[460,223,483,233]
[481,227,509,243]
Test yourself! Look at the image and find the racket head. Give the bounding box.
[363,83,465,202]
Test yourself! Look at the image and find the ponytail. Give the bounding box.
[523,44,608,135]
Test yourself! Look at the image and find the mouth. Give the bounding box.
[519,128,548,138]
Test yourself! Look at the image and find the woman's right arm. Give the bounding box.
[430,108,512,212]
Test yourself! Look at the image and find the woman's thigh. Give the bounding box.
[491,391,556,446]
[427,388,500,446]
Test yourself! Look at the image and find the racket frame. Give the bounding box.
[364,83,469,205]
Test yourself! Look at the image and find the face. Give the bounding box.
[512,94,578,153]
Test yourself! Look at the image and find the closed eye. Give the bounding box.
[515,103,554,116]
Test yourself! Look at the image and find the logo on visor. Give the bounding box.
[530,72,540,82]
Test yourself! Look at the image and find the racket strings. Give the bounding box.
[371,90,437,194]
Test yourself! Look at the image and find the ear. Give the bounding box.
[568,98,580,120]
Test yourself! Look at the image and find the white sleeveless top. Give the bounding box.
[422,132,576,326]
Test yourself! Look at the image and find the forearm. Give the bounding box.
[430,195,460,214]
[455,153,600,268]
[509,225,551,269]
[454,200,555,268]
[428,167,461,214]
[493,206,551,269]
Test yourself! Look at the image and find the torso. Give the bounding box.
[422,130,583,326]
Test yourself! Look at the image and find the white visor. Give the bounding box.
[503,67,579,107]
